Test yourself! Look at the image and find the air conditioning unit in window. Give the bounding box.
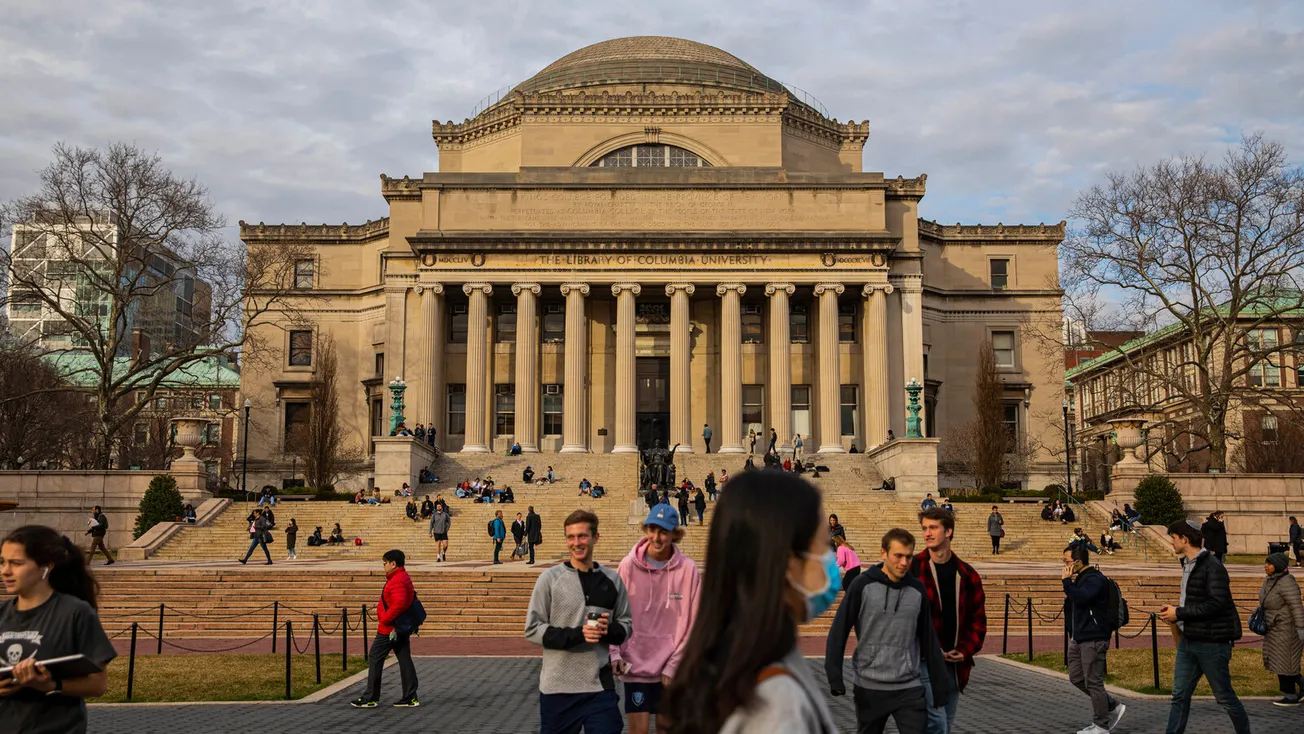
[546,303,564,314]
[742,304,762,315]
[544,384,561,395]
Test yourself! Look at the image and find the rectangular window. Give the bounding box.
[205,422,221,444]
[449,304,468,344]
[133,422,149,445]
[374,353,384,377]
[790,304,809,343]
[543,384,563,436]
[990,259,1009,290]
[208,393,222,411]
[742,385,764,438]
[496,304,516,343]
[1262,414,1279,443]
[494,384,515,436]
[447,384,466,435]
[741,304,764,344]
[284,402,310,444]
[838,303,857,343]
[791,385,812,441]
[288,330,313,366]
[293,259,314,290]
[840,385,858,436]
[992,331,1015,368]
[1248,328,1280,387]
[542,303,565,342]
[1002,402,1020,452]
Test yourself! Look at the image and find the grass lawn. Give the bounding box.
[98,654,369,703]
[1001,649,1287,697]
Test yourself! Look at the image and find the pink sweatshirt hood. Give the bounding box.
[610,536,701,682]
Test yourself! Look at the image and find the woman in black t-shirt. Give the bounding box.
[0,525,115,734]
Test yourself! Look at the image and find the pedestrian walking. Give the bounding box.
[676,488,690,528]
[833,535,861,590]
[914,507,987,734]
[1258,552,1304,706]
[429,503,451,562]
[662,471,838,733]
[0,525,116,733]
[351,549,420,708]
[84,506,114,565]
[987,506,1005,555]
[768,427,778,453]
[611,504,701,734]
[1202,511,1228,563]
[1290,516,1304,567]
[1062,543,1126,734]
[826,527,950,734]
[284,518,298,561]
[1159,521,1250,734]
[525,510,632,733]
[692,488,706,525]
[237,508,272,565]
[828,513,845,551]
[491,510,507,565]
[704,472,717,501]
[525,506,543,565]
[702,423,713,454]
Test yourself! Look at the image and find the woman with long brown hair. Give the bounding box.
[662,471,838,733]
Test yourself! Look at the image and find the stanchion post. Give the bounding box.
[272,600,279,654]
[127,622,138,701]
[156,604,164,655]
[341,608,348,671]
[362,604,369,656]
[1150,613,1160,691]
[1062,599,1070,667]
[285,620,293,700]
[314,613,321,684]
[1002,594,1010,654]
[1115,627,1120,649]
[1026,596,1033,662]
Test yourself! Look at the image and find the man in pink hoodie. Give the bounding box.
[611,503,701,734]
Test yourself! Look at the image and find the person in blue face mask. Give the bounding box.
[825,527,951,734]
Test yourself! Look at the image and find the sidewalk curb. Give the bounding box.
[981,654,1278,701]
[90,659,394,708]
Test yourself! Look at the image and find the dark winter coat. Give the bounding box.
[1063,567,1112,643]
[525,511,543,546]
[1200,517,1228,555]
[1259,570,1304,675]
[1176,552,1242,643]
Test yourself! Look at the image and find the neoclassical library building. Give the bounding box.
[240,36,1064,488]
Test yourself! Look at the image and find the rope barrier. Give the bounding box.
[157,603,277,620]
[1032,606,1065,623]
[320,618,345,636]
[135,626,276,654]
[290,627,313,655]
[1117,615,1156,639]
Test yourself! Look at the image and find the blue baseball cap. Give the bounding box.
[644,504,679,531]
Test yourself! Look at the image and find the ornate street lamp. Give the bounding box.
[240,398,251,503]
[388,376,407,435]
[905,378,924,438]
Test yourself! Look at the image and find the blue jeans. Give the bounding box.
[919,664,958,733]
[241,535,270,563]
[1166,638,1250,734]
[539,690,622,734]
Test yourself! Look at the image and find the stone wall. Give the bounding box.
[1168,473,1304,554]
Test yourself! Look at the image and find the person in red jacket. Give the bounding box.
[351,549,419,708]
[913,507,987,734]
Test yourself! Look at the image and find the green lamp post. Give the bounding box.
[388,376,407,435]
[905,378,924,438]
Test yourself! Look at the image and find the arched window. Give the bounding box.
[591,144,710,168]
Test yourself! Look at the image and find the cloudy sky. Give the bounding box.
[1,0,1301,233]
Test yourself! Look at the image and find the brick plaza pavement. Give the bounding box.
[89,656,1301,733]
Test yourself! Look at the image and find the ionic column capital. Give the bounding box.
[414,282,445,296]
[510,282,541,297]
[862,282,894,297]
[715,282,747,297]
[559,282,590,297]
[814,282,845,296]
[611,282,642,297]
[462,282,493,297]
[764,282,795,297]
[665,283,696,297]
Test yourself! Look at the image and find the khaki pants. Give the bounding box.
[87,536,115,562]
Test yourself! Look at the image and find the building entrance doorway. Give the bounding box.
[636,357,670,449]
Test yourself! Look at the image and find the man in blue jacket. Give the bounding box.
[1062,543,1125,734]
[491,510,507,564]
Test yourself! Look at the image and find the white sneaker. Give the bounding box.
[1108,703,1126,730]
[1077,725,1109,734]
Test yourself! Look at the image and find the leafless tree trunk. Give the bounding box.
[0,344,87,468]
[285,335,359,490]
[973,340,1006,488]
[1061,134,1304,470]
[0,142,311,468]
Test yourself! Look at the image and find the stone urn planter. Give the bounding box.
[170,417,209,462]
[1108,418,1147,465]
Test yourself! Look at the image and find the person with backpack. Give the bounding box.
[84,505,114,565]
[490,510,507,564]
[1061,543,1126,734]
[237,508,272,565]
[351,549,420,708]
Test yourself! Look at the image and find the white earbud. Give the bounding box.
[42,568,49,580]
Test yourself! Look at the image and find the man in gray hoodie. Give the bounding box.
[525,509,632,733]
[826,527,949,734]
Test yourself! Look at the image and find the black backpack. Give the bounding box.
[1104,575,1130,630]
[487,520,495,537]
[383,593,427,635]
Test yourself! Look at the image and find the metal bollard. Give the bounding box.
[127,622,138,701]
[1062,600,1070,667]
[157,604,164,655]
[285,620,293,700]
[1026,596,1033,662]
[1002,594,1010,654]
[341,608,348,671]
[362,604,369,657]
[1150,613,1160,690]
[314,613,321,684]
[272,600,279,654]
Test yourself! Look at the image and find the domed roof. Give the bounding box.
[514,36,788,98]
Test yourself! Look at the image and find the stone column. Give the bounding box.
[410,284,444,431]
[512,282,541,452]
[429,288,447,448]
[766,283,795,453]
[899,274,926,435]
[862,283,892,448]
[716,283,746,453]
[666,283,696,453]
[461,283,493,453]
[611,283,641,453]
[560,283,590,453]
[815,282,846,453]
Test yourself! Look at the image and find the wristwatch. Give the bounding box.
[44,678,63,696]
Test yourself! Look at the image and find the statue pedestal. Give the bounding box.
[867,438,940,502]
[374,437,438,493]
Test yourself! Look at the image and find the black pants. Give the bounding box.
[529,542,536,563]
[991,535,1001,554]
[1279,674,1303,697]
[494,539,503,562]
[365,633,417,702]
[704,438,711,453]
[842,566,861,592]
[853,684,927,734]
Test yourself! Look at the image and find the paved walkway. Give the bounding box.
[90,656,1301,733]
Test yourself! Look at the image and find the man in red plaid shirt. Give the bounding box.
[912,507,987,733]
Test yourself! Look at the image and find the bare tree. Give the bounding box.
[0,142,310,468]
[940,340,1037,489]
[1061,134,1304,470]
[0,344,87,469]
[285,335,360,490]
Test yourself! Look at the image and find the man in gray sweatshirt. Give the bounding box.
[428,505,451,562]
[525,508,632,733]
[826,527,949,734]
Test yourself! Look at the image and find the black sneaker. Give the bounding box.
[350,698,378,708]
[1272,696,1301,707]
[393,697,420,708]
